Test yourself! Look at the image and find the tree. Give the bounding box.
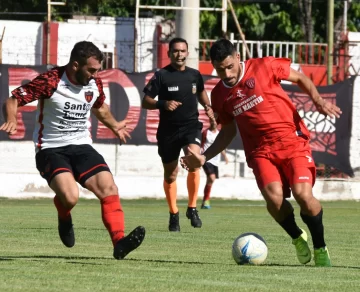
[298,0,313,43]
[0,0,359,42]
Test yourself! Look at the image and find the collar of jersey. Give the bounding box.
[221,61,245,89]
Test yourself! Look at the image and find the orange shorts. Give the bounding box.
[249,139,316,194]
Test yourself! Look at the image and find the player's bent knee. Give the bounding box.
[93,183,119,198]
[294,194,318,210]
[164,176,176,184]
[265,199,283,212]
[261,183,283,202]
[163,168,178,184]
[107,184,119,195]
[61,193,79,209]
[291,183,314,202]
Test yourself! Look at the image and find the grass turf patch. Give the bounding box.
[0,198,359,291]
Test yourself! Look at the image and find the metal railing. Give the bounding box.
[199,39,329,65]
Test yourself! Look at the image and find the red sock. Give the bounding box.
[101,195,125,246]
[203,184,212,201]
[53,196,72,221]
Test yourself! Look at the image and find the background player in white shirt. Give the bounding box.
[201,119,228,209]
[0,41,145,260]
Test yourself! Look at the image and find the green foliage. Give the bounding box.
[233,4,267,39]
[347,3,360,32]
[0,0,47,21]
[58,0,137,18]
[200,12,218,39]
[0,0,359,41]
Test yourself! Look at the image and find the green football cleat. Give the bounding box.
[292,229,311,264]
[314,247,332,267]
[201,200,211,209]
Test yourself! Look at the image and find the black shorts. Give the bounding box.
[35,144,110,186]
[202,162,219,179]
[157,121,203,164]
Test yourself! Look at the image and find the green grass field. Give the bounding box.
[0,198,359,292]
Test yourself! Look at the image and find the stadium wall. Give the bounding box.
[0,141,359,201]
[0,18,158,72]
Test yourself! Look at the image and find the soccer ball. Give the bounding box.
[232,232,268,265]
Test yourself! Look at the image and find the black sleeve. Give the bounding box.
[196,71,205,93]
[143,71,162,99]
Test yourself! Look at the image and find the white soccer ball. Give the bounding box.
[232,232,268,265]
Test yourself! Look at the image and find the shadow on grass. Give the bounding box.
[123,258,360,269]
[0,255,106,265]
[16,227,105,231]
[0,255,212,265]
[260,263,360,270]
[1,255,359,269]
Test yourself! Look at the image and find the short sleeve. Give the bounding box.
[93,77,106,109]
[196,71,205,93]
[143,71,161,99]
[11,70,59,106]
[269,57,291,82]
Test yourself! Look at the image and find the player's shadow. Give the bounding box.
[0,255,107,265]
[0,255,218,266]
[1,256,359,269]
[264,263,360,270]
[126,258,219,265]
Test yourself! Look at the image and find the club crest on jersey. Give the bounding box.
[84,91,94,103]
[245,77,255,89]
[192,83,197,94]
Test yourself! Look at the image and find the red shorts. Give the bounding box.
[249,138,316,193]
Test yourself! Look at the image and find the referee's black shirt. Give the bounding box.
[143,65,205,129]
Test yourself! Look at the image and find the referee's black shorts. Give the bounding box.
[157,121,203,164]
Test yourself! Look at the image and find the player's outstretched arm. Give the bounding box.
[0,97,18,135]
[92,103,132,144]
[180,121,236,170]
[287,68,342,118]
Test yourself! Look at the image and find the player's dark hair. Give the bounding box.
[168,37,188,50]
[210,39,237,63]
[70,41,104,65]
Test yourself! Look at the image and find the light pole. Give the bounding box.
[327,0,334,85]
[47,1,66,64]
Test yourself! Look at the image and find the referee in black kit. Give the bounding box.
[142,37,215,232]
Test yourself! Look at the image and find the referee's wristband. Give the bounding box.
[156,100,166,109]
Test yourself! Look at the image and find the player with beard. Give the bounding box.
[0,41,145,259]
[142,37,214,231]
[180,39,342,266]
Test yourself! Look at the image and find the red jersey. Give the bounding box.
[211,57,310,160]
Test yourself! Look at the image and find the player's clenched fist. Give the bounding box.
[164,100,182,111]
